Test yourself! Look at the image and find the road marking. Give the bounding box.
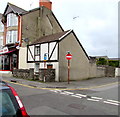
[4,80,119,107]
[75,94,87,97]
[106,99,120,104]
[63,91,74,95]
[91,96,103,100]
[3,80,36,89]
[71,95,82,98]
[103,101,119,106]
[50,90,59,93]
[50,90,119,106]
[87,98,100,102]
[60,92,70,95]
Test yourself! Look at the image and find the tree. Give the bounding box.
[97,58,107,65]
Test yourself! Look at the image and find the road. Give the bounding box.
[6,79,119,116]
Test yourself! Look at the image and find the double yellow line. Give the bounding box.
[3,79,120,91]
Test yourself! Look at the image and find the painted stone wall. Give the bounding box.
[59,32,90,81]
[115,68,120,77]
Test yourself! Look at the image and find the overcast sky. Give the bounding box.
[0,0,119,58]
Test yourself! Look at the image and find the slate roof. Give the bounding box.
[4,3,27,15]
[31,30,71,45]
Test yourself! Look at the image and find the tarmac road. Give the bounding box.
[1,76,119,116]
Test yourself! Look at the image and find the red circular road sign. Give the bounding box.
[66,53,72,60]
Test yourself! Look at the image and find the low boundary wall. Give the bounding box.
[13,68,55,82]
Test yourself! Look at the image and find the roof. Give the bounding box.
[4,3,27,15]
[31,30,71,45]
[30,30,90,60]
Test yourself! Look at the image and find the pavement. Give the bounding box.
[1,76,120,90]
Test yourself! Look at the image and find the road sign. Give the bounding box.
[44,53,48,61]
[66,52,72,84]
[66,53,72,60]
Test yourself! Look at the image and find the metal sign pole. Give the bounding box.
[66,51,72,84]
[68,60,70,84]
[44,61,46,82]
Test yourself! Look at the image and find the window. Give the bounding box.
[0,91,16,115]
[7,13,18,27]
[6,31,18,44]
[35,46,40,56]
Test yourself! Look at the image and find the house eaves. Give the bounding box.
[70,30,90,60]
[3,3,27,16]
[58,30,90,60]
[21,7,40,16]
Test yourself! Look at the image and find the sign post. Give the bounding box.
[66,51,72,84]
[44,53,47,82]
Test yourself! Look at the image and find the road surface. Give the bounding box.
[6,79,119,116]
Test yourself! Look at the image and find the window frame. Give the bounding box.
[7,13,18,27]
[6,30,18,44]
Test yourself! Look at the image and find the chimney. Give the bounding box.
[39,0,52,10]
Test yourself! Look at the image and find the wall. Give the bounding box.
[22,6,63,46]
[39,62,59,82]
[96,67,105,77]
[59,32,90,81]
[89,62,97,78]
[105,66,115,77]
[40,7,63,36]
[89,58,106,78]
[13,68,55,82]
[115,68,120,77]
[19,47,28,69]
[19,47,40,69]
[22,9,39,45]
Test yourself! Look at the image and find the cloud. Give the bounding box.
[0,0,119,57]
[52,0,118,58]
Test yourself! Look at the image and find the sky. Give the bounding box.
[0,0,119,58]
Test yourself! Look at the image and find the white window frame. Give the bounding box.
[6,30,18,44]
[7,13,18,27]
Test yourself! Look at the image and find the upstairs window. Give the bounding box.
[35,45,40,56]
[6,30,18,44]
[7,13,18,27]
